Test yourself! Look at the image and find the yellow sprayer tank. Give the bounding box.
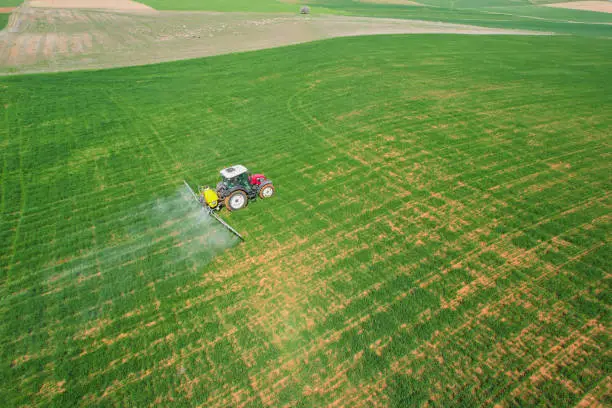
[202,187,219,209]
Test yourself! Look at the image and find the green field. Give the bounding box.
[476,4,612,23]
[1,33,610,406]
[0,13,10,29]
[0,0,20,7]
[308,1,612,34]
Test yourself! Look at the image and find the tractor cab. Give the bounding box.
[219,165,252,192]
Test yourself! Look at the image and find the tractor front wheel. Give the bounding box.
[258,183,275,199]
[225,190,248,211]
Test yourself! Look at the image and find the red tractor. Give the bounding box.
[199,165,275,211]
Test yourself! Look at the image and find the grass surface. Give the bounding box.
[307,1,612,35]
[0,13,10,29]
[0,0,20,7]
[1,34,610,406]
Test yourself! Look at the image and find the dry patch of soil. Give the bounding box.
[28,0,155,11]
[0,6,550,75]
[0,7,16,12]
[544,1,612,13]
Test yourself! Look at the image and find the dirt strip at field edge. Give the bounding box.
[0,6,552,75]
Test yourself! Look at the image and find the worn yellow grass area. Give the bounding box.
[28,0,155,11]
[544,1,612,13]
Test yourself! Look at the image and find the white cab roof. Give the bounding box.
[220,165,248,179]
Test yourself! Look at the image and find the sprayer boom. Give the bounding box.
[183,180,244,242]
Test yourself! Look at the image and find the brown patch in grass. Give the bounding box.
[38,380,66,398]
[497,244,540,268]
[575,376,611,407]
[11,353,33,368]
[545,1,612,13]
[548,162,572,171]
[370,336,393,357]
[99,369,152,400]
[98,322,147,347]
[73,318,112,340]
[336,109,366,121]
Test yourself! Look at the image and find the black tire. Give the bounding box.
[258,183,275,199]
[225,190,248,211]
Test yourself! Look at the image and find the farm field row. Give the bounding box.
[1,0,610,77]
[1,34,610,406]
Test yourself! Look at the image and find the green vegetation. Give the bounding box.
[0,13,10,29]
[306,1,612,32]
[1,33,610,406]
[0,0,20,7]
[476,4,612,23]
[139,0,560,11]
[138,0,612,37]
[331,5,612,37]
[334,0,612,38]
[411,0,555,6]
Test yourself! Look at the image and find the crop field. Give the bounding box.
[0,0,20,7]
[308,0,612,37]
[1,31,610,406]
[2,0,610,76]
[0,4,550,76]
[0,13,9,29]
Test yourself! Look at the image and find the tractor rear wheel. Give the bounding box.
[225,190,248,211]
[258,183,275,199]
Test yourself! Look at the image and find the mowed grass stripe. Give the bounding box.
[1,34,610,406]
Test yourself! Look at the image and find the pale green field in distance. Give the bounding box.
[476,4,612,22]
[310,0,612,36]
[136,0,612,36]
[416,0,558,6]
[139,0,562,11]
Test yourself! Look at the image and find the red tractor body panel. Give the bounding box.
[249,173,266,186]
